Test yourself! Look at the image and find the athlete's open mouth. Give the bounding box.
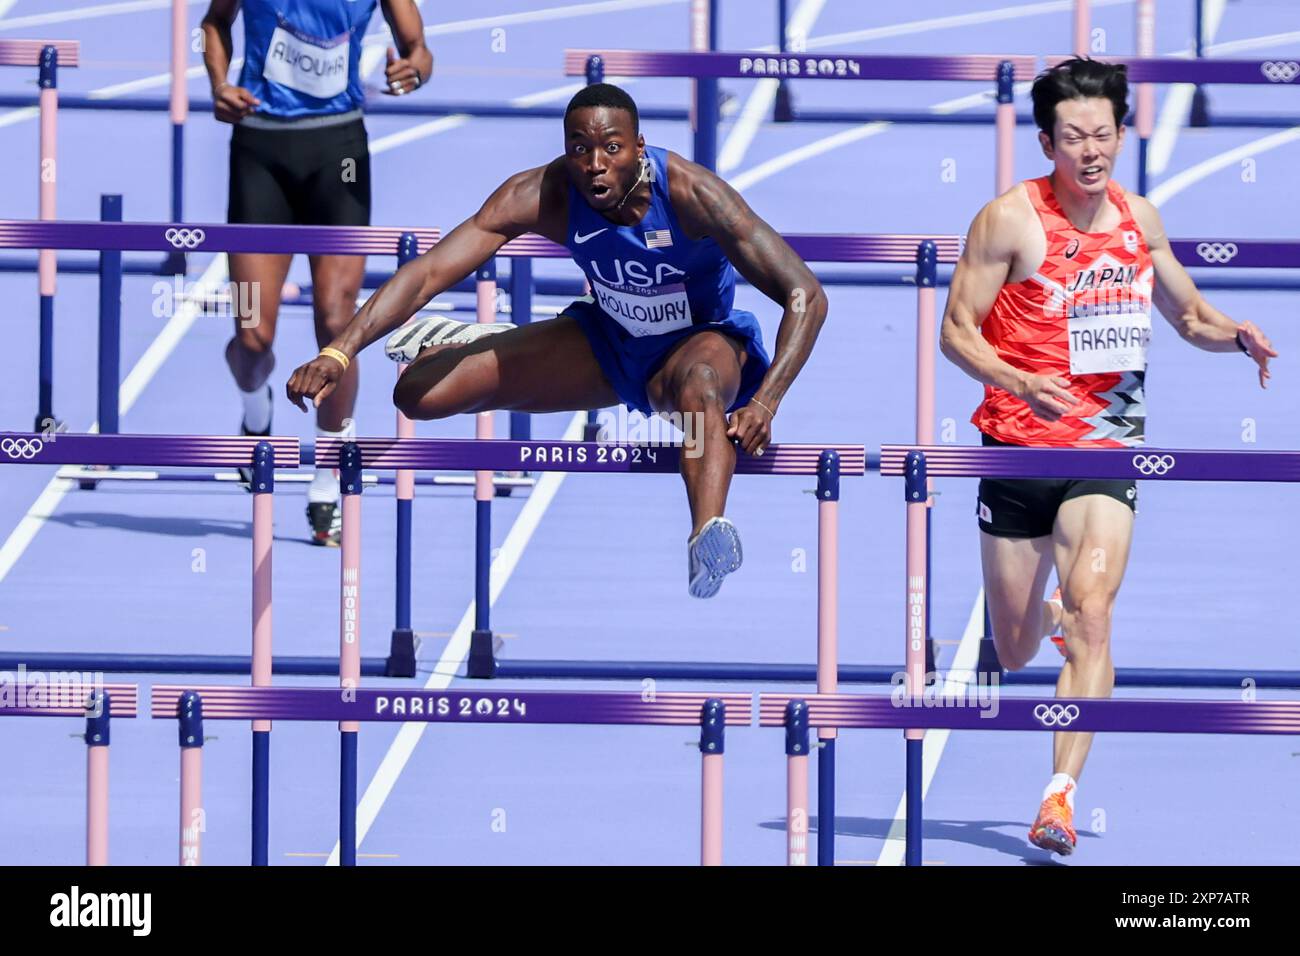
[590,183,611,199]
[1080,165,1104,182]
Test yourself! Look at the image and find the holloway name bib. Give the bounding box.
[591,280,694,337]
[1068,308,1152,374]
[263,18,350,100]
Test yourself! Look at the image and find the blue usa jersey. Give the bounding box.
[238,0,378,118]
[564,146,738,337]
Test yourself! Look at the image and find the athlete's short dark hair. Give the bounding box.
[564,83,639,132]
[1031,57,1129,141]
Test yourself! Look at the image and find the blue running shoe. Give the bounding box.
[688,517,743,599]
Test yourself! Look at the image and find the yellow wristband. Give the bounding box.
[319,347,350,371]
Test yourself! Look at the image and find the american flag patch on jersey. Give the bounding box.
[644,229,673,249]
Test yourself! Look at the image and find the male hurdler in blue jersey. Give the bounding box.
[288,85,828,597]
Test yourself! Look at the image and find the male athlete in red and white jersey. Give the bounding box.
[940,58,1277,857]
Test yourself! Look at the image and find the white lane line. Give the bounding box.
[729,121,891,191]
[1206,30,1300,56]
[806,0,1132,50]
[358,0,687,44]
[369,114,471,152]
[0,254,228,586]
[716,0,828,174]
[87,61,240,99]
[1146,125,1300,209]
[368,78,633,152]
[726,78,1034,193]
[0,107,35,130]
[326,409,587,867]
[1147,0,1228,177]
[874,588,986,867]
[0,0,203,31]
[717,0,1068,175]
[0,1,21,21]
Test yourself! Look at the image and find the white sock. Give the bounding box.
[310,421,355,503]
[1043,773,1077,810]
[240,383,272,433]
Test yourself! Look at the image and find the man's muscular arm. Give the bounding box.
[1128,194,1277,388]
[669,154,825,447]
[286,163,558,410]
[939,193,1078,421]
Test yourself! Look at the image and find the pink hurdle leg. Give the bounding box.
[699,698,726,866]
[340,491,362,722]
[817,498,839,713]
[84,690,111,866]
[180,747,202,866]
[476,268,496,501]
[86,745,109,866]
[1074,0,1090,56]
[700,754,724,866]
[339,445,363,866]
[787,755,809,866]
[252,489,273,716]
[38,85,57,300]
[170,0,187,126]
[903,453,930,866]
[816,459,839,865]
[178,690,205,866]
[250,445,274,866]
[397,392,415,498]
[784,699,811,866]
[995,102,1016,197]
[1136,0,1156,134]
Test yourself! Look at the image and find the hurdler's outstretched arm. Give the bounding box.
[286,165,552,410]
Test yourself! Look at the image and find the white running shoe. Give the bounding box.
[384,317,513,364]
[688,517,743,599]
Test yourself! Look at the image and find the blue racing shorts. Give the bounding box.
[563,297,771,416]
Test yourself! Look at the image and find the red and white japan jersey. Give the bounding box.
[971,176,1154,447]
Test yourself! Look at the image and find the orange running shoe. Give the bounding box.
[1047,586,1067,658]
[1028,784,1077,855]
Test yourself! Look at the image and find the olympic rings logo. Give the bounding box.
[1033,703,1080,728]
[1,437,44,459]
[1132,453,1176,476]
[164,228,206,249]
[1261,61,1300,83]
[1195,242,1238,264]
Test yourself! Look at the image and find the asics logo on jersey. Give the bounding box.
[1064,238,1080,260]
[573,228,608,244]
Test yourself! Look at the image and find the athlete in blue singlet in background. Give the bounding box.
[201,0,431,544]
[287,85,829,598]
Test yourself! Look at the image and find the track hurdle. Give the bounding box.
[0,679,138,865]
[882,443,1300,864]
[153,686,751,866]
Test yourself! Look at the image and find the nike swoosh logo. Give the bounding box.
[573,228,608,244]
